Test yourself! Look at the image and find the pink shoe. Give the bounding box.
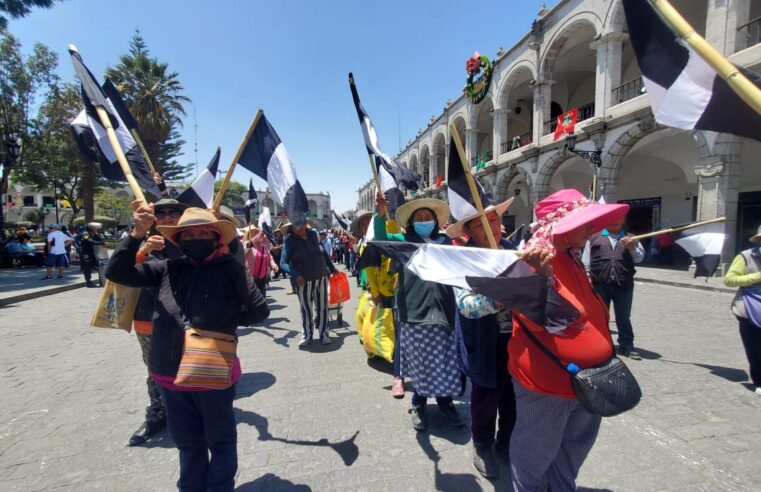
[391,377,404,398]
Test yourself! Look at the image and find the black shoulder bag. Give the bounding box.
[518,320,641,417]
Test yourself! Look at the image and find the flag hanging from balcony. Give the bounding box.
[553,108,578,141]
[349,73,422,215]
[235,112,310,228]
[623,0,761,141]
[674,221,726,278]
[176,148,220,208]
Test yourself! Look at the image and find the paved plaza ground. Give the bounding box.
[1,271,760,491]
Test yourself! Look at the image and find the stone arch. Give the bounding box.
[432,128,447,150]
[467,97,493,130]
[603,0,626,35]
[496,60,538,110]
[535,151,576,199]
[449,111,468,131]
[419,145,431,184]
[600,116,661,186]
[540,14,603,79]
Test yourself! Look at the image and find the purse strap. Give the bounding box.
[515,317,569,373]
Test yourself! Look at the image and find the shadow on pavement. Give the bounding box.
[304,329,354,354]
[658,359,748,383]
[415,421,484,492]
[236,372,277,399]
[236,473,311,491]
[366,355,394,376]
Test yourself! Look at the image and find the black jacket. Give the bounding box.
[282,229,337,282]
[588,232,636,288]
[133,241,183,323]
[106,236,270,377]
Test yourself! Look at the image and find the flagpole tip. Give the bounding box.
[348,72,354,82]
[68,44,78,53]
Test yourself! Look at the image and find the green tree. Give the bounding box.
[0,0,58,30]
[16,83,103,225]
[94,191,131,225]
[105,30,191,181]
[214,180,246,208]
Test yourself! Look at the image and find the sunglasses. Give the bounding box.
[155,209,182,219]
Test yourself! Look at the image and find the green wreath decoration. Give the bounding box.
[464,52,493,104]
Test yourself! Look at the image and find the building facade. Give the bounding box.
[357,0,761,265]
[236,190,332,230]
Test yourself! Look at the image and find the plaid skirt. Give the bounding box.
[398,321,461,398]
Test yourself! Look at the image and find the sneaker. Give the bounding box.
[321,332,332,345]
[754,386,761,396]
[618,347,641,360]
[472,441,500,479]
[298,337,310,348]
[438,402,464,427]
[409,405,427,431]
[286,289,295,295]
[391,377,405,398]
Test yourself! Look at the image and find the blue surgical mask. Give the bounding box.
[413,220,435,238]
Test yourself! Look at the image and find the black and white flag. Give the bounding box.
[447,136,493,220]
[69,49,162,199]
[349,73,421,214]
[236,113,309,228]
[244,178,258,224]
[176,148,220,208]
[674,222,726,278]
[623,0,761,141]
[332,210,349,231]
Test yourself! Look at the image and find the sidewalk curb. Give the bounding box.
[0,281,87,307]
[635,276,734,294]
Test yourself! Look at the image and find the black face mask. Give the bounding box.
[180,239,217,262]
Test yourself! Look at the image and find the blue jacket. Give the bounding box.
[454,237,514,388]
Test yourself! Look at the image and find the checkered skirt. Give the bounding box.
[398,321,460,398]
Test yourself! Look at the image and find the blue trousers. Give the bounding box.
[509,381,601,492]
[160,385,238,492]
[594,283,635,349]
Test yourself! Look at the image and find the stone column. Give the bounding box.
[493,108,509,157]
[465,128,479,166]
[695,158,740,265]
[532,81,552,143]
[590,33,626,116]
[429,154,440,184]
[706,0,750,55]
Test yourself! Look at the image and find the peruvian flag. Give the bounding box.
[435,174,443,188]
[554,108,578,141]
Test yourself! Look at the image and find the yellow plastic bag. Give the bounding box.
[355,290,373,343]
[360,306,396,362]
[90,280,140,332]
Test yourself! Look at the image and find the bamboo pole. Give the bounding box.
[93,105,146,203]
[368,155,390,219]
[449,122,497,249]
[213,110,263,210]
[629,216,725,242]
[650,0,761,116]
[591,174,598,202]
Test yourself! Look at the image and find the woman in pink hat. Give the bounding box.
[509,189,629,491]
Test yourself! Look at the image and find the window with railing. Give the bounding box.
[543,102,595,135]
[612,77,645,105]
[738,16,761,49]
[500,131,533,154]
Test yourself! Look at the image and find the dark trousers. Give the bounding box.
[470,332,516,445]
[254,276,267,298]
[594,283,635,349]
[136,334,165,423]
[160,385,238,492]
[412,392,452,407]
[82,262,104,286]
[738,317,761,386]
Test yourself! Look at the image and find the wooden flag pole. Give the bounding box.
[449,122,497,249]
[93,105,146,204]
[213,110,263,210]
[368,155,389,219]
[129,128,159,175]
[650,0,761,115]
[629,216,725,242]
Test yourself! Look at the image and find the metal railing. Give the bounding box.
[738,16,761,49]
[611,77,644,105]
[543,102,595,135]
[500,131,533,154]
[471,150,493,167]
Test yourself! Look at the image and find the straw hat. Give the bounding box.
[445,197,515,239]
[394,198,450,229]
[218,205,241,228]
[350,210,373,237]
[243,224,260,241]
[750,225,761,244]
[157,207,237,245]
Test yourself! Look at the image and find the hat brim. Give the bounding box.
[445,198,515,239]
[395,198,450,230]
[349,211,373,236]
[554,203,630,236]
[154,201,189,211]
[750,234,761,244]
[157,219,238,245]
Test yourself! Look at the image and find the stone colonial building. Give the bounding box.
[239,190,332,230]
[357,0,761,264]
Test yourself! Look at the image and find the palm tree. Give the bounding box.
[105,31,191,180]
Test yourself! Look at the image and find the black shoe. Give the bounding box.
[472,441,500,479]
[438,402,464,427]
[618,347,641,360]
[409,405,427,431]
[86,281,94,288]
[128,420,166,446]
[494,438,510,463]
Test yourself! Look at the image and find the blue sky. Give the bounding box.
[10,0,547,212]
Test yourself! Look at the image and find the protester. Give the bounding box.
[319,230,332,257]
[724,225,761,396]
[374,192,463,431]
[106,204,270,491]
[42,224,72,280]
[128,198,186,446]
[271,229,287,279]
[446,198,516,479]
[582,215,645,360]
[509,188,629,491]
[79,223,107,288]
[280,220,338,347]
[244,224,279,297]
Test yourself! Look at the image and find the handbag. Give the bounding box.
[329,272,351,305]
[519,320,641,417]
[174,327,238,390]
[90,280,140,332]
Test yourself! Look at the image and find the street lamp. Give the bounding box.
[0,132,21,241]
[565,134,603,199]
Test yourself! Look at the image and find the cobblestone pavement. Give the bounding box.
[1,274,760,491]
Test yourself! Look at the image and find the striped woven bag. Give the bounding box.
[174,328,237,390]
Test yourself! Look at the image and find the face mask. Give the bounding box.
[181,239,217,262]
[413,220,436,238]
